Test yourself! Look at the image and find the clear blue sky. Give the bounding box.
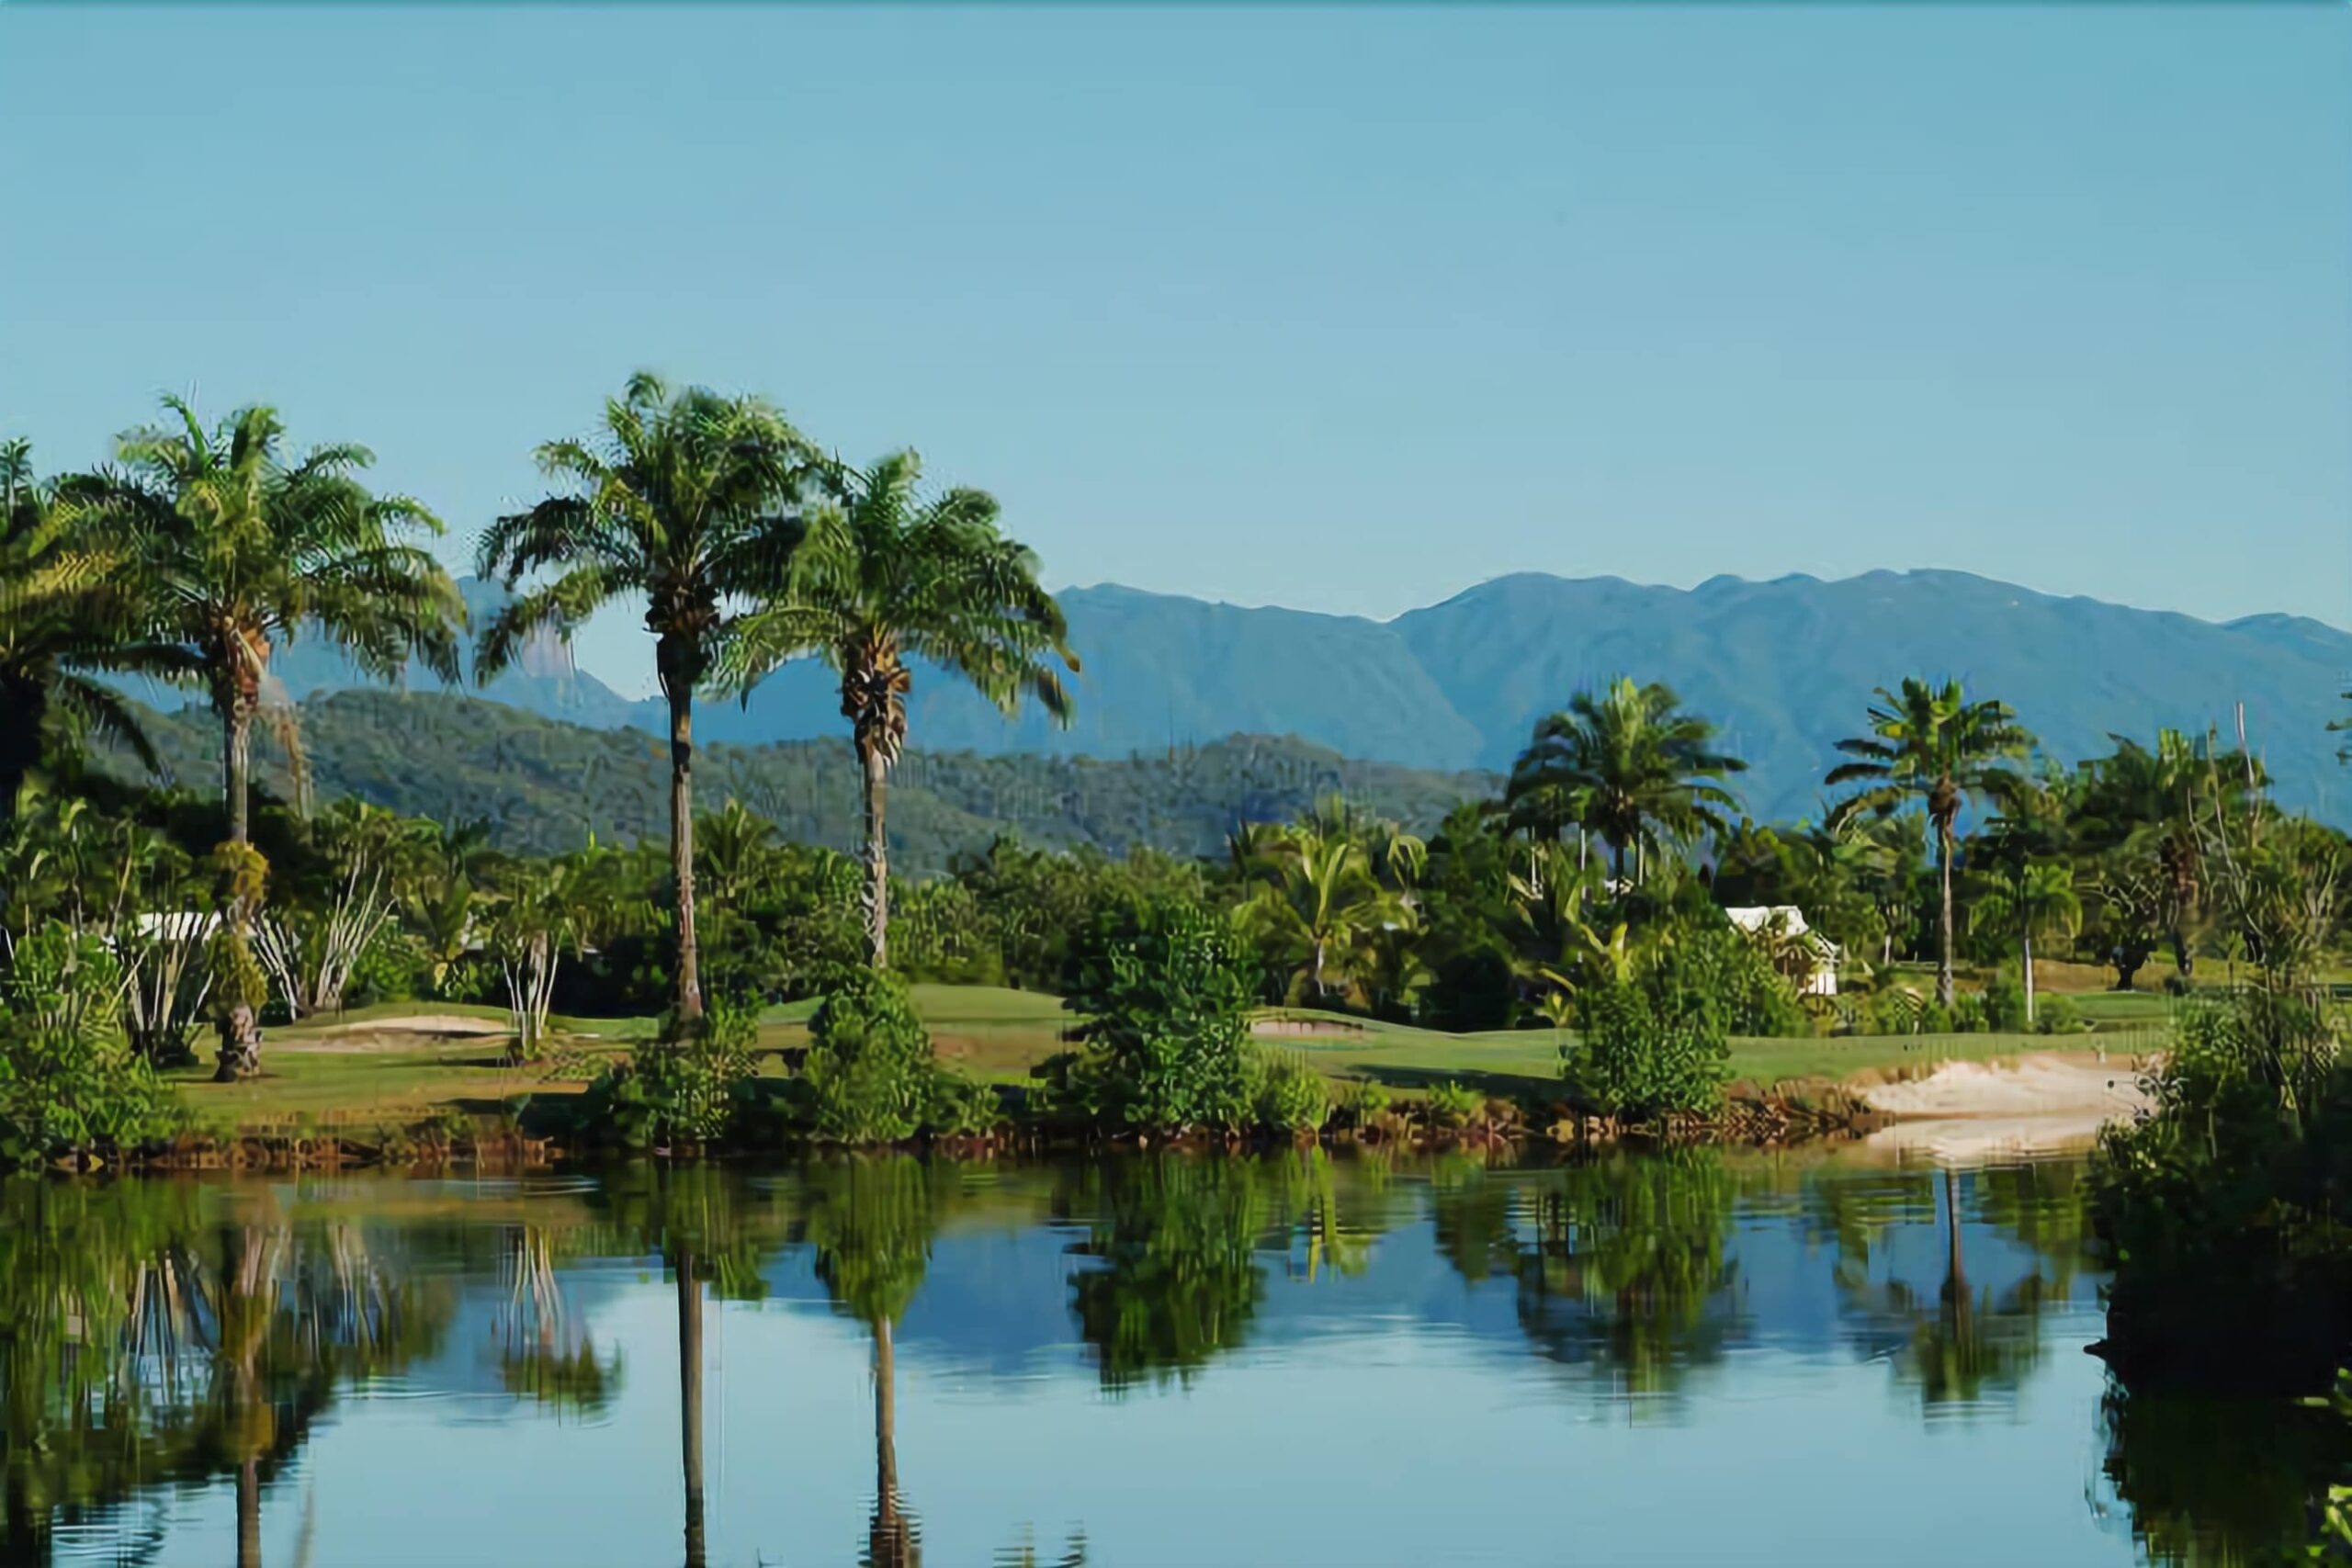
[4,5,2346,697]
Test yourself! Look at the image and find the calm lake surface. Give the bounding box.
[1,1147,2329,1566]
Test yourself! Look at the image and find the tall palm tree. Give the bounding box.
[476,373,815,1025]
[725,450,1076,970]
[1826,678,2031,1008]
[1969,861,2081,1026]
[1503,677,1746,886]
[58,399,465,844]
[0,440,197,811]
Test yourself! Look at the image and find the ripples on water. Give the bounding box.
[0,1148,2330,1566]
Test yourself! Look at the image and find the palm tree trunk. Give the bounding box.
[1936,819,1956,1010]
[869,1314,912,1568]
[237,1457,262,1568]
[667,682,704,1026]
[678,1249,706,1568]
[2022,931,2036,1027]
[861,739,890,970]
[223,701,252,845]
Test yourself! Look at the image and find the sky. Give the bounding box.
[4,5,2346,699]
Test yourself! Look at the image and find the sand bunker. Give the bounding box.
[1859,1054,2152,1122]
[1251,1019,1365,1039]
[284,1014,514,1051]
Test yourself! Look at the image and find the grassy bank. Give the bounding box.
[163,982,2167,1136]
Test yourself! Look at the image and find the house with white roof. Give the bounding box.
[1723,906,1840,997]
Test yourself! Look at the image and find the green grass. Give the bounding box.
[164,981,2165,1133]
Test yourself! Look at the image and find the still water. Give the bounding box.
[0,1149,2328,1566]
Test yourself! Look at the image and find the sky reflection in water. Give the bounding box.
[0,1150,2286,1566]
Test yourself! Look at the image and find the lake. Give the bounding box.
[1,1147,2329,1566]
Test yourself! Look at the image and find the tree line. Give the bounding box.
[5,376,2349,1159]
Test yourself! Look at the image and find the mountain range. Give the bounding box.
[245,569,2352,829]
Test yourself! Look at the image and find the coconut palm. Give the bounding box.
[1237,817,1413,1006]
[1503,678,1746,886]
[476,373,816,1024]
[0,440,198,811]
[1826,679,2031,1008]
[58,400,465,844]
[724,450,1076,970]
[1969,862,2081,1026]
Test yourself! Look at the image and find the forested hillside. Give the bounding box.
[119,691,1491,872]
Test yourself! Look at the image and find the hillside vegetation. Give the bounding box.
[119,689,1492,870]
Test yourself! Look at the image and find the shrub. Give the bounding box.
[575,996,758,1149]
[0,922,182,1168]
[1982,976,2030,1033]
[2037,994,2084,1035]
[801,970,945,1145]
[1566,980,1729,1119]
[1666,918,1808,1039]
[1057,895,1261,1134]
[1915,1000,1953,1035]
[1426,1079,1482,1130]
[1250,1050,1330,1134]
[1866,987,1922,1037]
[1950,994,1989,1033]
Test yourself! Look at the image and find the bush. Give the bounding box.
[1250,1050,1330,1134]
[1866,987,1922,1037]
[801,970,946,1145]
[2037,994,2083,1035]
[1950,994,1989,1033]
[1566,979,1729,1119]
[1057,895,1261,1134]
[1426,1080,1482,1130]
[1915,1000,1953,1035]
[0,922,182,1168]
[574,996,758,1149]
[1983,976,2030,1033]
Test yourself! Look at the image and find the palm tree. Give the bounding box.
[725,450,1076,970]
[1235,815,1413,1006]
[0,440,197,811]
[1970,861,2082,1026]
[1826,679,2031,1008]
[1503,678,1746,886]
[476,373,815,1025]
[58,399,465,844]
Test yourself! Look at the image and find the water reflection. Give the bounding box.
[0,1151,2317,1564]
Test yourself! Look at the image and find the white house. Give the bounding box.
[1723,906,1840,997]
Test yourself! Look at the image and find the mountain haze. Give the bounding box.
[261,570,2352,828]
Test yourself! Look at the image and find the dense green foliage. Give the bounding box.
[799,970,993,1144]
[1050,897,1263,1134]
[0,923,180,1168]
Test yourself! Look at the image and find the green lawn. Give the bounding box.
[164,981,2168,1134]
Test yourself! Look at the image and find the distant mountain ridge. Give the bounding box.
[252,569,2352,828]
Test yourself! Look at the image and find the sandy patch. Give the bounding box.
[1252,1019,1365,1039]
[312,1014,511,1037]
[277,1014,515,1052]
[1857,1053,2152,1122]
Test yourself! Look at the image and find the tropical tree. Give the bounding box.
[476,373,816,1025]
[1234,814,1412,1006]
[1503,678,1746,886]
[1826,679,2031,1007]
[2075,728,2260,979]
[1969,862,2081,1026]
[0,440,196,811]
[724,450,1076,970]
[59,399,465,845]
